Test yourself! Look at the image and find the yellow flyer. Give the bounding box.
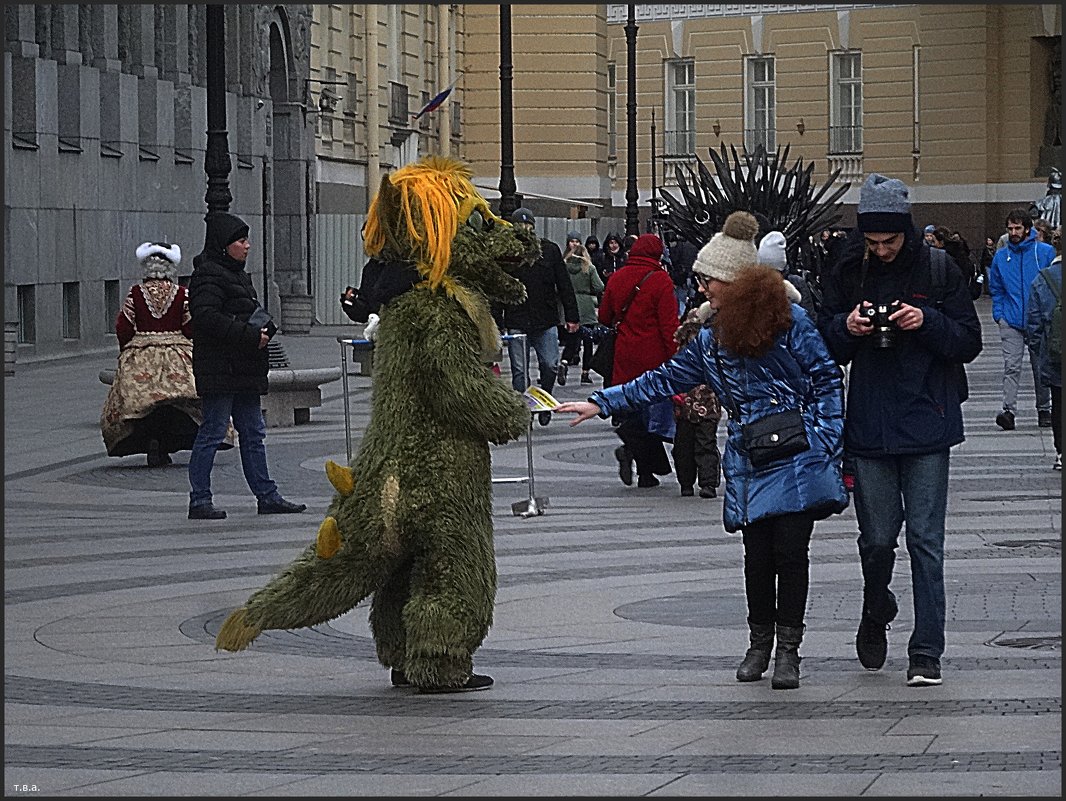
[522,385,560,412]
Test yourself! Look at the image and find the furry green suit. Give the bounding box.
[215,157,538,691]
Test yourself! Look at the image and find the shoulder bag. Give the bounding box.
[712,341,809,468]
[588,269,657,385]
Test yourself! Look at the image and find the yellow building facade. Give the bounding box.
[310,4,1061,250]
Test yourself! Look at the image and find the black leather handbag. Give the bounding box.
[738,407,809,467]
[712,343,809,468]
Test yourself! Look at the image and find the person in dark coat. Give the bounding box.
[817,173,982,688]
[497,207,580,425]
[186,212,306,520]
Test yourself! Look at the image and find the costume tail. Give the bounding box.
[215,460,379,652]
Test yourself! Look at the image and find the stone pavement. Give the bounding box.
[3,298,1060,797]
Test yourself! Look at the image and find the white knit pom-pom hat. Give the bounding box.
[692,211,759,284]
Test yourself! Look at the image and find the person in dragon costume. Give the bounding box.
[214,156,539,693]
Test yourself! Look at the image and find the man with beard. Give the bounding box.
[987,208,1057,430]
[817,173,982,687]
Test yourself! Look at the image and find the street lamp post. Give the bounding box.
[204,5,232,216]
[624,4,639,237]
[497,4,519,219]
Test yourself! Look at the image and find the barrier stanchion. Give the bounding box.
[338,338,352,462]
[336,333,546,517]
[502,332,547,518]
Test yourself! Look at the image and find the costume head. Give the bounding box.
[856,173,912,233]
[136,241,181,282]
[362,156,535,307]
[756,231,788,274]
[693,211,759,283]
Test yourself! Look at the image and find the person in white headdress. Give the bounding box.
[100,242,233,466]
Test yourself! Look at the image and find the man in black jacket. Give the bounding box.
[186,212,306,520]
[498,208,580,425]
[817,174,982,688]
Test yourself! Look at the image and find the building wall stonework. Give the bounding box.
[4,4,315,363]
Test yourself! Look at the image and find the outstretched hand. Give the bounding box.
[553,401,601,426]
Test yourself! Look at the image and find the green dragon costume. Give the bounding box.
[215,156,539,693]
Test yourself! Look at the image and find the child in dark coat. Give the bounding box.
[671,308,722,498]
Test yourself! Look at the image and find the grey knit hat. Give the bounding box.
[856,173,913,232]
[693,211,759,283]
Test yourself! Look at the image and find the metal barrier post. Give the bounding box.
[503,332,547,518]
[336,333,546,517]
[337,337,356,462]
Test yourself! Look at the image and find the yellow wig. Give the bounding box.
[363,155,505,289]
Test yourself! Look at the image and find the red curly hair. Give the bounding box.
[711,265,792,357]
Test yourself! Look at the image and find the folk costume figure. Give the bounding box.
[215,156,539,693]
[100,242,232,466]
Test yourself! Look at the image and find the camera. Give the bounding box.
[861,300,902,348]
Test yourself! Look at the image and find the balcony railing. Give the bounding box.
[388,82,409,125]
[663,128,695,156]
[829,124,863,154]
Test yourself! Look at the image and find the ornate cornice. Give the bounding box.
[606,4,890,24]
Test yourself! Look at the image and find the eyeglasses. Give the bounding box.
[695,274,709,288]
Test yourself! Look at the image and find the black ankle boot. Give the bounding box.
[736,622,775,682]
[771,624,804,690]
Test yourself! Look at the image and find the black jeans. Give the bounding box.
[560,325,596,371]
[741,512,815,628]
[671,418,720,490]
[614,412,671,479]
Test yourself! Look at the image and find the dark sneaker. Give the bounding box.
[1055,453,1062,471]
[390,668,411,687]
[417,673,494,694]
[556,360,568,386]
[680,486,695,497]
[637,474,660,488]
[537,411,552,426]
[906,656,942,686]
[995,410,1015,430]
[856,614,889,670]
[257,497,307,515]
[1038,409,1053,428]
[698,486,717,498]
[614,446,634,486]
[188,504,227,520]
[580,371,593,384]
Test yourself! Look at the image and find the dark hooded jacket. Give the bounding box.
[816,226,982,456]
[598,232,628,284]
[188,212,270,395]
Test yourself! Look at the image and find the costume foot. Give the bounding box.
[390,668,411,687]
[417,673,494,694]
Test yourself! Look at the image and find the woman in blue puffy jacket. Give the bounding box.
[556,212,848,690]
